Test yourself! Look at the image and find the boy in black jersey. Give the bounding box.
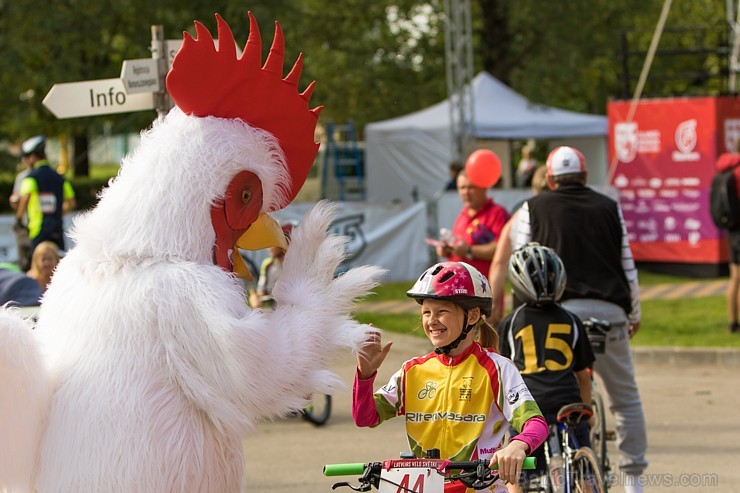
[499,243,595,485]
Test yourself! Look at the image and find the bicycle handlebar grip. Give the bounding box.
[491,457,537,470]
[323,463,366,476]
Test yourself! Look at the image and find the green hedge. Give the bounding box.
[0,175,112,214]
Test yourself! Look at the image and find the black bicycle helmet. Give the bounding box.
[508,243,567,306]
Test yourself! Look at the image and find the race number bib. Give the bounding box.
[39,192,58,214]
[379,460,445,493]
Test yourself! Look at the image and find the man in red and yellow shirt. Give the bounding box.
[437,171,509,313]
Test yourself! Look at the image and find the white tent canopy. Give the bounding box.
[364,72,608,204]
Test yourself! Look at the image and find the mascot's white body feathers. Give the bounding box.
[0,109,384,492]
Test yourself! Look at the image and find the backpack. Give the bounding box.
[709,168,740,230]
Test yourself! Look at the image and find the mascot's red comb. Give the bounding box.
[166,12,321,209]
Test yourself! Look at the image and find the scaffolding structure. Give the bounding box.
[444,0,475,163]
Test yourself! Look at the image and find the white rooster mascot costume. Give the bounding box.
[0,13,383,493]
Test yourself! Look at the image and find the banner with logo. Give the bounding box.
[608,96,740,264]
[1,202,432,282]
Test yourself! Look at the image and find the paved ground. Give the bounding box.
[243,332,740,493]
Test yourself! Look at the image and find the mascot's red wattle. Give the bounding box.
[0,13,383,493]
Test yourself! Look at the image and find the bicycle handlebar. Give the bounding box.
[323,457,536,477]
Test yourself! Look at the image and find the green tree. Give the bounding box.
[478,0,730,114]
[0,0,732,169]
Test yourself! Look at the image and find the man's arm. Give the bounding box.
[15,176,34,224]
[617,205,641,336]
[489,216,515,323]
[62,198,76,214]
[15,193,30,224]
[450,237,497,261]
[62,181,76,214]
[575,368,592,406]
[511,201,532,250]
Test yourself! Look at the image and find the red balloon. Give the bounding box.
[465,149,501,188]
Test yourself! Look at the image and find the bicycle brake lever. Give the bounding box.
[331,481,372,492]
[457,465,498,490]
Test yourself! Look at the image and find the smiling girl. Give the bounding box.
[352,261,547,492]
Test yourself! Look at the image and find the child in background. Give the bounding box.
[353,261,547,492]
[498,243,595,490]
[249,223,294,309]
[26,240,61,293]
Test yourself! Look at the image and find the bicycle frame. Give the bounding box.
[544,421,580,493]
[540,405,606,493]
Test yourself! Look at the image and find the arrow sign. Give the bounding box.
[121,58,161,94]
[43,78,155,119]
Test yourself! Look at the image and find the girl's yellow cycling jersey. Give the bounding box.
[361,343,541,464]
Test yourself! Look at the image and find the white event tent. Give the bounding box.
[364,72,608,204]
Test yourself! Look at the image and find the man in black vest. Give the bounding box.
[15,136,76,257]
[511,146,647,493]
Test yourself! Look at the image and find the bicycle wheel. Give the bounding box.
[590,391,608,474]
[302,394,332,426]
[571,447,606,493]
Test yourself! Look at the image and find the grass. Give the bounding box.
[637,271,723,286]
[637,296,740,347]
[367,271,722,303]
[355,312,421,336]
[89,164,120,180]
[356,280,740,348]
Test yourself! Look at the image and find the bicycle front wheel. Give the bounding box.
[590,391,608,474]
[572,447,606,493]
[302,394,332,426]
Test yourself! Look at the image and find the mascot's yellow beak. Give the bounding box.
[231,213,288,281]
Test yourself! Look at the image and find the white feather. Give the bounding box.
[0,109,385,492]
[0,308,50,493]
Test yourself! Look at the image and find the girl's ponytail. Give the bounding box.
[475,318,499,351]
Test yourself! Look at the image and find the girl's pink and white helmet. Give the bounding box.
[407,261,492,317]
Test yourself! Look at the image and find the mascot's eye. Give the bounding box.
[242,189,252,204]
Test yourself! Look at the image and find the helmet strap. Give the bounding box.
[434,310,475,355]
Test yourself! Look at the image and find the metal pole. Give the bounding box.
[462,0,474,158]
[727,0,740,93]
[444,0,460,162]
[444,0,474,163]
[606,0,673,187]
[151,25,171,117]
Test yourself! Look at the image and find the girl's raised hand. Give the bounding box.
[357,328,392,379]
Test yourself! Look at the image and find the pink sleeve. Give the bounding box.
[352,369,381,427]
[511,415,548,454]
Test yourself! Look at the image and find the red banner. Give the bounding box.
[608,96,740,264]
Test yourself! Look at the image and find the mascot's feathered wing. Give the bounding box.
[0,13,384,493]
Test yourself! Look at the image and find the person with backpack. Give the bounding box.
[713,140,740,333]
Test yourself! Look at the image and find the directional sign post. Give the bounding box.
[121,58,161,95]
[43,78,155,119]
[42,25,236,119]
